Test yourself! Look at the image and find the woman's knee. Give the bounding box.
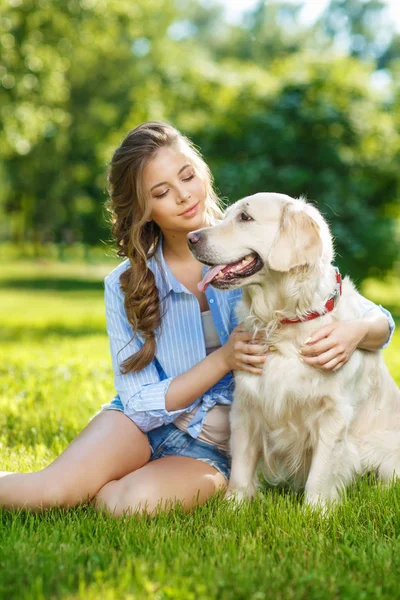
[92,479,131,517]
[92,478,158,517]
[92,458,229,518]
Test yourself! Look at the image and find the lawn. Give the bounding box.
[0,258,399,600]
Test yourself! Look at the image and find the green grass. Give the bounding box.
[0,259,399,600]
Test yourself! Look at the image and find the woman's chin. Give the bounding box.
[183,210,207,230]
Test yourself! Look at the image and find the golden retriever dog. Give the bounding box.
[188,192,400,507]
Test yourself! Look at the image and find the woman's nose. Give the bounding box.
[178,190,190,202]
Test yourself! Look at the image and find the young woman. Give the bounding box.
[0,122,395,516]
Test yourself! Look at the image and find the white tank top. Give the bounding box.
[173,310,231,453]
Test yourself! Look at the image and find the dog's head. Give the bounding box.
[188,192,334,291]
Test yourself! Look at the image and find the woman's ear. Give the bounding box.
[268,205,323,272]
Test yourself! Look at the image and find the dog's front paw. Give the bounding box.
[304,492,338,516]
[305,493,327,508]
[224,486,255,506]
[224,489,246,506]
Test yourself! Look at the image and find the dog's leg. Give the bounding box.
[305,402,354,508]
[226,409,261,503]
[359,431,400,484]
[226,426,260,503]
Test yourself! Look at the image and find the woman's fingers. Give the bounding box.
[333,361,346,372]
[303,324,336,345]
[299,337,333,357]
[241,343,267,355]
[235,327,265,342]
[236,361,264,375]
[301,347,344,369]
[319,357,346,371]
[238,353,267,364]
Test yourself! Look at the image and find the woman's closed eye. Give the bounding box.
[155,189,169,199]
[154,173,195,199]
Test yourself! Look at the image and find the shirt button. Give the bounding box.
[209,298,214,304]
[220,331,225,336]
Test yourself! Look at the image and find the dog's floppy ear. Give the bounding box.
[268,204,323,272]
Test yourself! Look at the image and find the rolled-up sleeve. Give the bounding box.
[105,278,200,431]
[358,295,395,350]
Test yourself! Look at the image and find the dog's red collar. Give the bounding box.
[281,268,342,325]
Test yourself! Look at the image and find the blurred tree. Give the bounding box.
[196,55,400,281]
[319,0,397,69]
[0,0,180,246]
[0,0,398,280]
[204,0,311,64]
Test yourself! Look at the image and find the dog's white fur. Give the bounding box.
[192,192,400,507]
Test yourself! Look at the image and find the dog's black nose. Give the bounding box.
[187,231,202,246]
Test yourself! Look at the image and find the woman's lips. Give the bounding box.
[180,202,199,217]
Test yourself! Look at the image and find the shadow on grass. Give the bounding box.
[0,278,104,292]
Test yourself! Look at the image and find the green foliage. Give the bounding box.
[319,0,400,69]
[196,54,400,280]
[0,0,180,243]
[0,0,399,280]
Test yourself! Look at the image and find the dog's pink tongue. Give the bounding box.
[198,264,227,292]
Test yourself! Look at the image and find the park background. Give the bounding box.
[0,0,399,598]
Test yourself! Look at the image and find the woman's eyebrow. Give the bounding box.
[150,163,192,191]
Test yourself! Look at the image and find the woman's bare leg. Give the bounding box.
[93,455,228,517]
[0,411,151,511]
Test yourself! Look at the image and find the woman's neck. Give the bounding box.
[161,231,201,265]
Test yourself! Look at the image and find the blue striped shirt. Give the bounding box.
[104,239,396,437]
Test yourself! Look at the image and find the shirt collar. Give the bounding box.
[148,235,209,301]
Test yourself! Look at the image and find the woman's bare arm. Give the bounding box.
[300,311,391,372]
[356,311,390,351]
[165,327,267,411]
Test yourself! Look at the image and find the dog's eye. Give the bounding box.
[238,212,253,222]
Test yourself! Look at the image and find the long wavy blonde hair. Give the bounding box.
[105,121,225,374]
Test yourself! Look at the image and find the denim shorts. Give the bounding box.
[93,396,231,481]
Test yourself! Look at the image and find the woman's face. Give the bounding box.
[142,145,208,235]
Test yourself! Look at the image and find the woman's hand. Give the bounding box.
[222,324,269,375]
[299,320,369,372]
